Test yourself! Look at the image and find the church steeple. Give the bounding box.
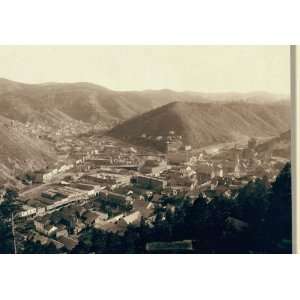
[234,153,241,178]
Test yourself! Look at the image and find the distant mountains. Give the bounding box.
[109,101,291,150]
[0,78,289,128]
[0,78,155,127]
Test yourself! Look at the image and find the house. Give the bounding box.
[50,210,63,225]
[107,213,125,224]
[44,224,58,237]
[83,211,101,226]
[41,190,58,199]
[98,190,132,207]
[61,212,77,232]
[135,175,167,190]
[58,236,78,251]
[166,140,183,152]
[34,215,58,236]
[132,198,155,219]
[74,220,86,234]
[55,225,68,239]
[34,215,51,233]
[94,220,127,236]
[119,211,142,226]
[32,233,49,245]
[50,239,65,250]
[71,183,102,198]
[94,211,109,221]
[75,205,87,217]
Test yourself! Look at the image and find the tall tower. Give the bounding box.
[219,167,224,178]
[234,153,241,178]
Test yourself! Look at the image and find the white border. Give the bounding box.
[0,0,299,44]
[1,1,300,300]
[0,255,300,300]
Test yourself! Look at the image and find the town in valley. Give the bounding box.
[0,116,290,253]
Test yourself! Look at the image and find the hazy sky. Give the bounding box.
[0,46,290,94]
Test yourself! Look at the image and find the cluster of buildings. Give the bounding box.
[8,131,289,252]
[17,183,103,218]
[42,164,74,183]
[136,130,184,152]
[21,120,107,142]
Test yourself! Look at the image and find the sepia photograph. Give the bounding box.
[1,2,300,300]
[0,46,292,254]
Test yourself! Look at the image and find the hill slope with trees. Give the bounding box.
[109,101,290,150]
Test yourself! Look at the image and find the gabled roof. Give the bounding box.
[83,211,100,224]
[94,221,126,235]
[132,198,155,219]
[58,236,78,251]
[35,215,51,225]
[122,211,142,225]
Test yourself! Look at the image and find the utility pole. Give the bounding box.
[11,213,17,254]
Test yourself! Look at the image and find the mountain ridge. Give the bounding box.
[109,101,290,151]
[0,78,291,182]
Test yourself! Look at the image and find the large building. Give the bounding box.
[98,190,132,207]
[135,175,167,190]
[81,173,130,188]
[166,140,183,153]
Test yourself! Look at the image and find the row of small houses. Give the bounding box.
[42,164,74,183]
[17,173,167,220]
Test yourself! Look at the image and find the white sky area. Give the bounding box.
[0,46,290,94]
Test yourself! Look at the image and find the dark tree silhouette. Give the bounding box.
[265,162,292,253]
